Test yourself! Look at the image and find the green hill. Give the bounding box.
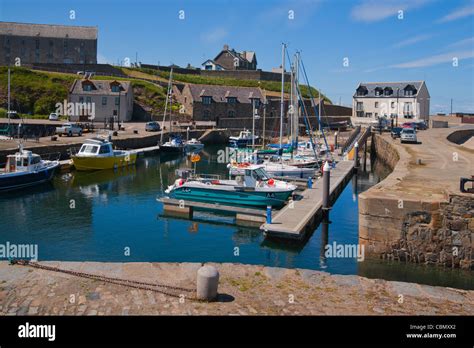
[0,67,168,119]
[126,67,331,103]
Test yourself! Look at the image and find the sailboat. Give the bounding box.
[159,68,185,154]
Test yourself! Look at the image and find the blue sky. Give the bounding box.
[1,0,473,112]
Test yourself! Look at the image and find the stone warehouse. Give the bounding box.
[352,81,430,126]
[174,83,351,131]
[173,84,265,122]
[0,21,97,66]
[68,79,133,122]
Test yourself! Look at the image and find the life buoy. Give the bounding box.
[237,162,250,168]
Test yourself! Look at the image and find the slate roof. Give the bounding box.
[70,79,131,95]
[188,84,263,103]
[0,21,97,40]
[354,81,424,97]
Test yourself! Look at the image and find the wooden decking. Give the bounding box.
[260,160,354,239]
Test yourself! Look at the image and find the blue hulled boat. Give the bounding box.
[0,147,60,191]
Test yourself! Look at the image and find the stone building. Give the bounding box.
[0,21,97,66]
[202,44,257,70]
[68,79,133,122]
[352,81,430,126]
[174,84,264,122]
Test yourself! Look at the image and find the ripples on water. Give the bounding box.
[0,145,472,289]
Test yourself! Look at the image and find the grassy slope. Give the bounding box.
[0,67,169,118]
[124,67,332,103]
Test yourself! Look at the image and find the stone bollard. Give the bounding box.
[322,161,331,211]
[197,265,219,301]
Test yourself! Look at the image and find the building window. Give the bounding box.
[356,102,363,111]
[83,85,92,92]
[391,102,395,108]
[111,85,121,92]
[79,97,84,103]
[86,97,91,103]
[375,113,378,117]
[374,102,379,108]
[228,110,235,117]
[203,110,211,120]
[202,96,212,105]
[102,97,107,105]
[366,113,373,118]
[115,97,120,105]
[252,98,261,108]
[227,97,237,104]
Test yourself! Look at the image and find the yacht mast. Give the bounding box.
[160,67,173,144]
[7,68,10,126]
[279,43,286,150]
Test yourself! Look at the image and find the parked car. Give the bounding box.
[48,113,59,121]
[145,121,161,132]
[402,122,416,129]
[414,121,428,130]
[391,127,403,139]
[7,111,20,119]
[400,128,417,144]
[56,123,83,137]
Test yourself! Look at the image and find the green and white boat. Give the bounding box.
[164,166,296,208]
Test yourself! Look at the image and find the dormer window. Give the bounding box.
[383,87,393,96]
[83,84,93,91]
[356,86,368,96]
[227,97,237,104]
[404,85,417,96]
[374,87,383,96]
[202,96,212,105]
[111,85,121,92]
[251,98,261,108]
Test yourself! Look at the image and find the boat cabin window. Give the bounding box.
[80,144,99,154]
[246,168,270,181]
[31,156,41,165]
[17,157,29,167]
[99,145,111,154]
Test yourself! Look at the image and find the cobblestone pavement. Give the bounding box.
[0,261,473,315]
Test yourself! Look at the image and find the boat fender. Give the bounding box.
[267,178,275,186]
[179,179,185,186]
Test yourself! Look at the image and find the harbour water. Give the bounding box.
[0,145,472,290]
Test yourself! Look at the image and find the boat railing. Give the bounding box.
[193,173,221,180]
[42,152,62,162]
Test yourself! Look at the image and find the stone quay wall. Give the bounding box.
[360,134,473,270]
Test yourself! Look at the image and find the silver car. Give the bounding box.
[400,128,417,144]
[145,121,161,132]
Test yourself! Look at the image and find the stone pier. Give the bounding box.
[359,126,474,269]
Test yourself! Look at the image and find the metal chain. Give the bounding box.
[11,260,202,301]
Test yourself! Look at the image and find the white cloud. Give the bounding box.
[447,37,474,48]
[200,27,228,44]
[437,3,474,23]
[391,50,474,68]
[351,0,431,23]
[393,34,432,48]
